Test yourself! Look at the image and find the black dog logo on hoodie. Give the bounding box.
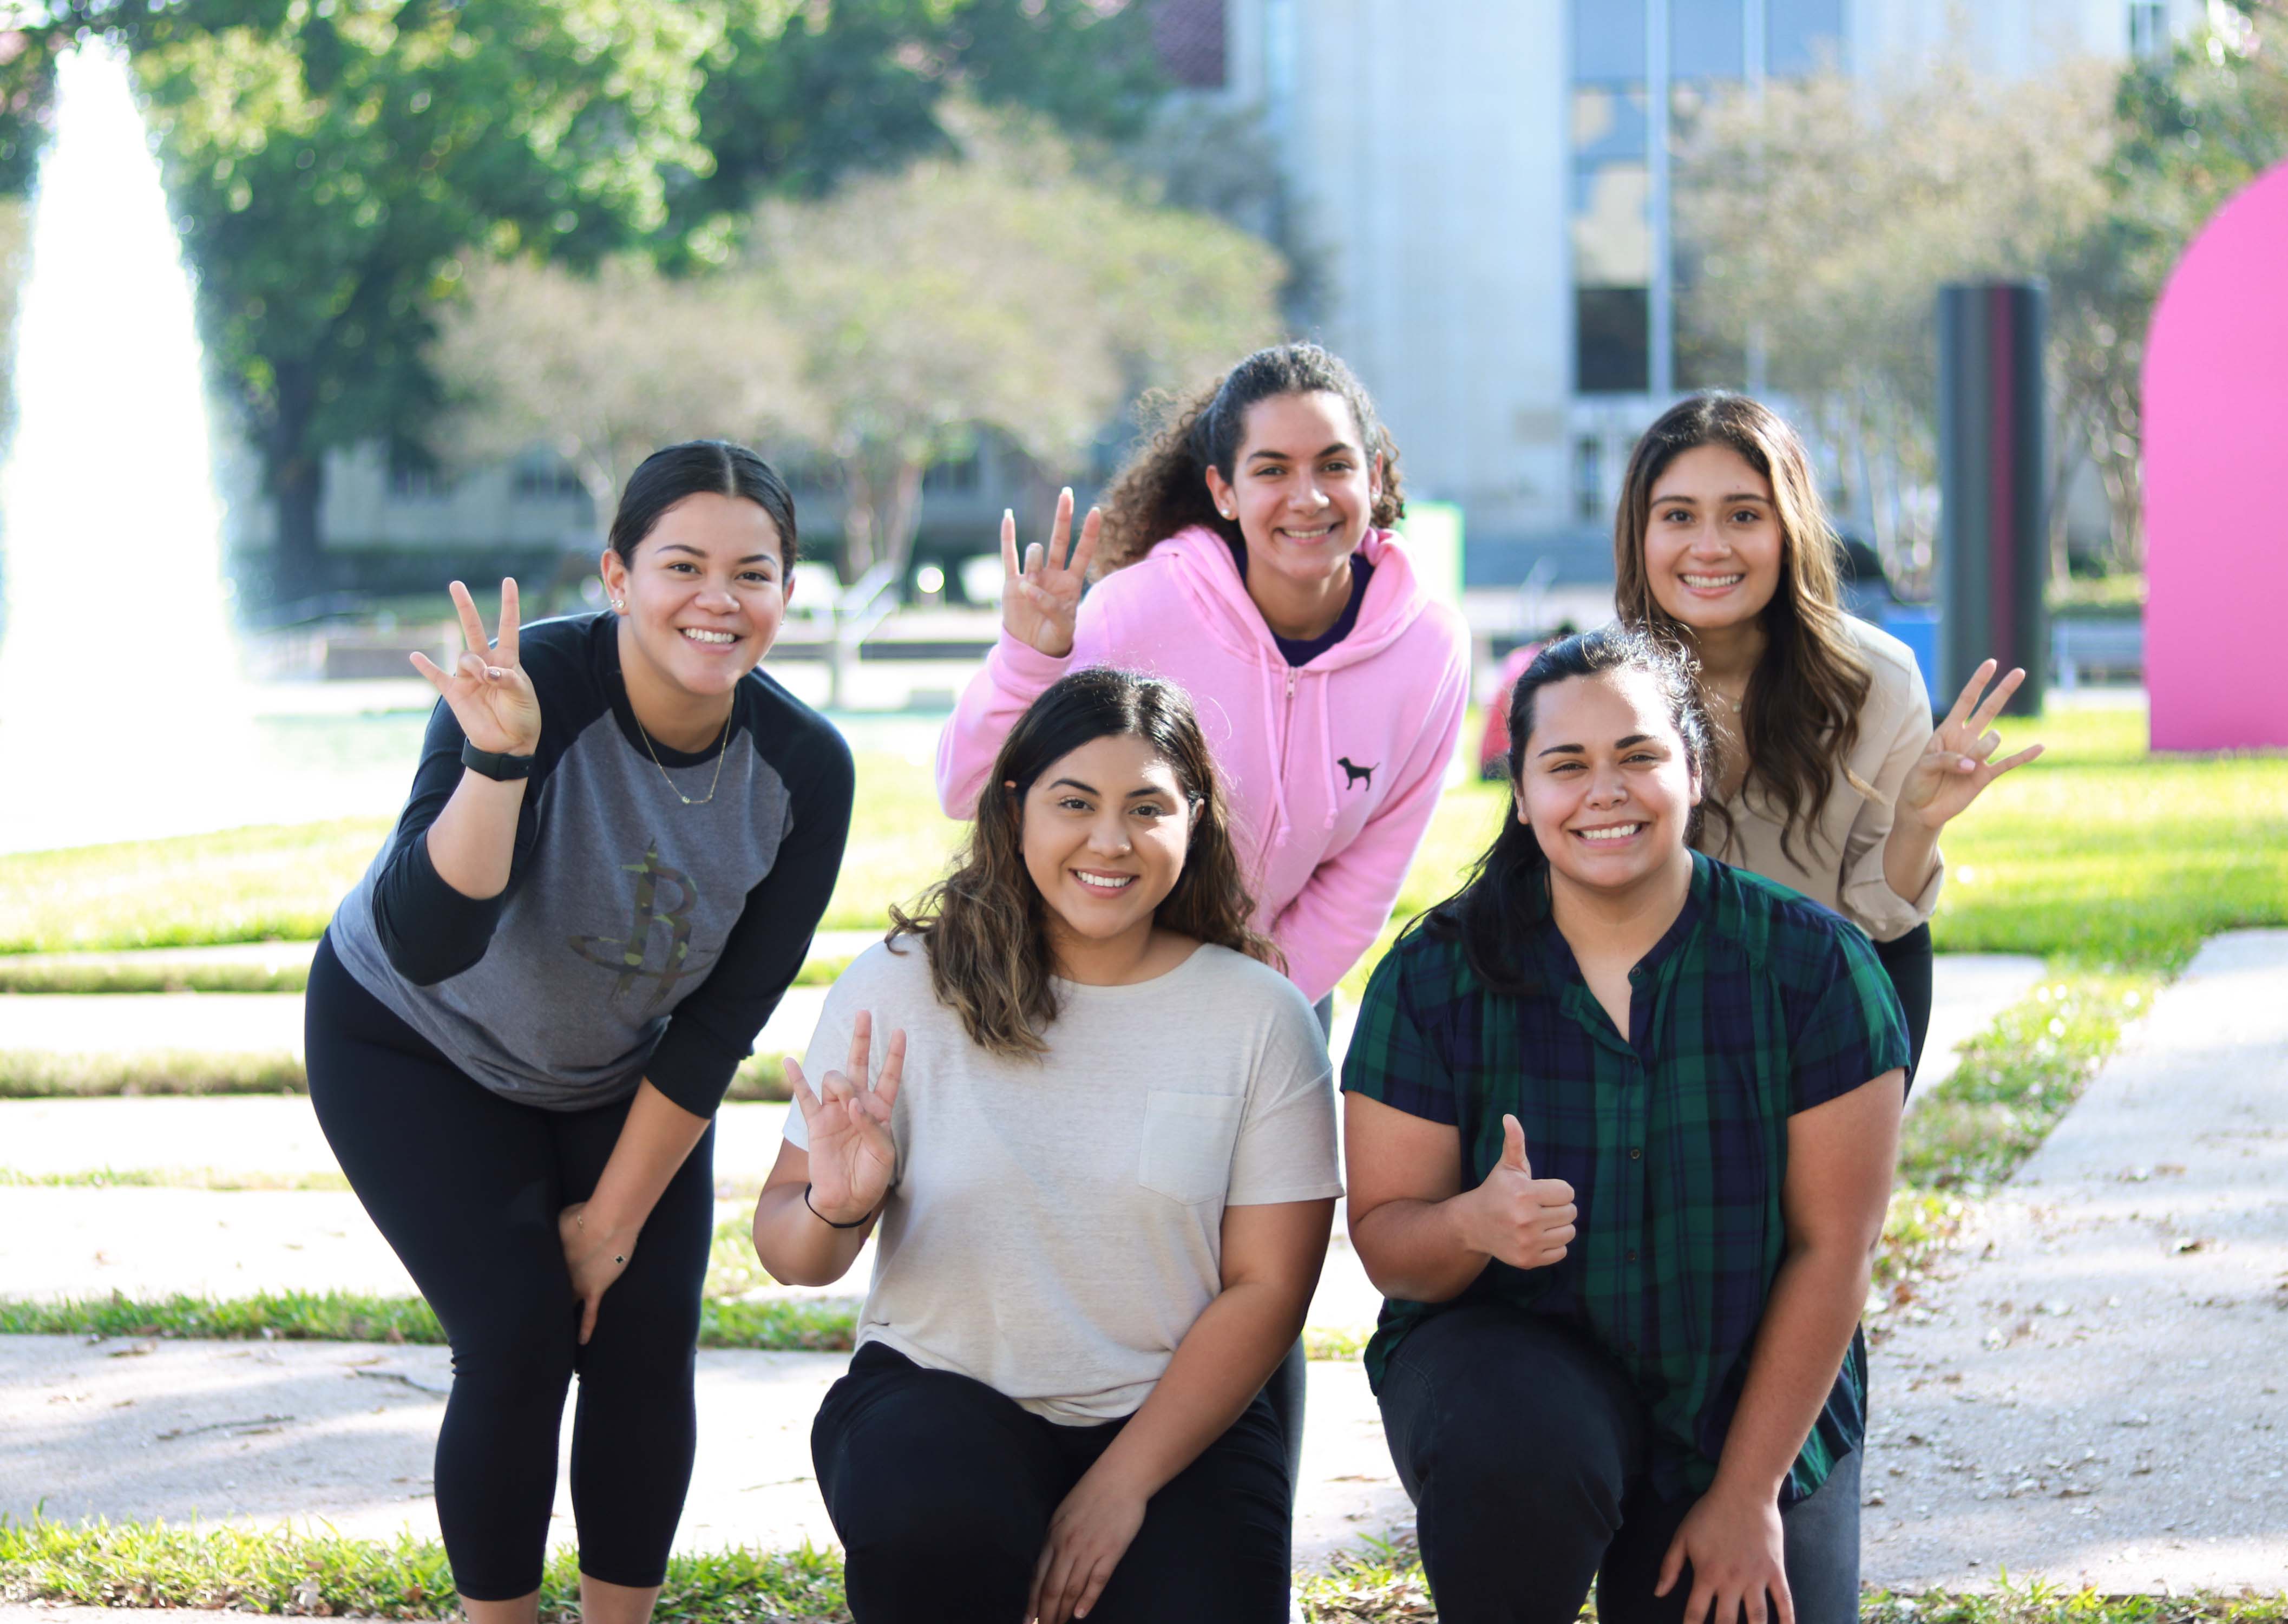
[1338,757,1377,791]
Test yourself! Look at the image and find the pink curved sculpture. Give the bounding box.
[2143,160,2288,751]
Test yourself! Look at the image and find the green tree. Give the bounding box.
[427,255,820,530]
[128,2,713,594]
[674,0,1164,231]
[748,108,1283,583]
[0,0,1166,595]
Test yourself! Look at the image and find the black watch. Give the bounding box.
[461,739,536,781]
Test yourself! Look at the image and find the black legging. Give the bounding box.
[1873,921,1933,1082]
[304,934,716,1600]
[815,1342,1291,1623]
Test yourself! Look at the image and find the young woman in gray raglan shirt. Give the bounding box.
[308,442,853,1624]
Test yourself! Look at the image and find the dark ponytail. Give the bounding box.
[1423,627,1721,995]
[609,440,798,572]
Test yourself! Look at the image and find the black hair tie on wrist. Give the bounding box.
[804,1183,871,1229]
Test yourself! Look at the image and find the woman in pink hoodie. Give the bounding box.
[937,343,1469,1514]
[938,343,1471,1015]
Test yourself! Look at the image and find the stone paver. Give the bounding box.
[1863,931,2288,1592]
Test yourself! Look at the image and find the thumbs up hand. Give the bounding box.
[1460,1114,1577,1271]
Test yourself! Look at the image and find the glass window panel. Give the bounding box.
[1572,0,1647,82]
[1571,160,1653,286]
[1767,0,1846,75]
[1575,436,1605,520]
[1571,85,1649,161]
[1577,287,1651,395]
[1671,0,1743,80]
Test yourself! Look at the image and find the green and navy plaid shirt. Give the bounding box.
[1342,851,1908,1506]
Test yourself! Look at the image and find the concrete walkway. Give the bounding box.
[1862,931,2288,1593]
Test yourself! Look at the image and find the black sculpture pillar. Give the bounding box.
[1937,282,2048,717]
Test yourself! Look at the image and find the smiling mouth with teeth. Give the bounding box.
[1680,573,1745,587]
[1574,824,1645,842]
[681,628,738,644]
[1073,871,1137,891]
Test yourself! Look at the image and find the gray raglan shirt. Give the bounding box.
[326,611,854,1116]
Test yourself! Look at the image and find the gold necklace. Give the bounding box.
[635,707,733,807]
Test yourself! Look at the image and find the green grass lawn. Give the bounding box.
[0,755,961,955]
[9,702,2277,970]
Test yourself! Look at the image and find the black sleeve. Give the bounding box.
[369,698,551,986]
[644,720,857,1117]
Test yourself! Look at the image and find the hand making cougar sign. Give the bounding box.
[408,578,542,757]
[785,1010,906,1226]
[998,488,1101,659]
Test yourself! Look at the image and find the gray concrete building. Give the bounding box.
[1201,0,2198,590]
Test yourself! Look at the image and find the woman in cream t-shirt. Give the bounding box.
[750,667,1340,1624]
[1611,392,2043,1071]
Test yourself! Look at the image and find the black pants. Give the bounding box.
[814,1342,1291,1623]
[304,934,716,1600]
[1376,1304,1861,1624]
[1873,921,1933,1081]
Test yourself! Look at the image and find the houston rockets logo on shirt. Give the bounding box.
[568,837,714,1011]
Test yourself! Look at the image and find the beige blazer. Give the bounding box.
[1696,616,1941,943]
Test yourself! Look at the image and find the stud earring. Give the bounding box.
[609,597,624,611]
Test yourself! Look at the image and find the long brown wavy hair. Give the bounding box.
[1612,392,1871,868]
[888,667,1279,1059]
[1096,342,1407,572]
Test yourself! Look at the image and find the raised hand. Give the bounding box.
[786,1010,904,1227]
[1000,488,1100,658]
[410,579,542,757]
[1460,1115,1577,1272]
[1897,658,2044,832]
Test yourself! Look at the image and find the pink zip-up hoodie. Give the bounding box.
[936,525,1470,1003]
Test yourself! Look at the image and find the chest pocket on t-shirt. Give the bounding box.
[1137,1090,1245,1205]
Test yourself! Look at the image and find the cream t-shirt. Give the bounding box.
[1697,615,1944,943]
[784,937,1342,1424]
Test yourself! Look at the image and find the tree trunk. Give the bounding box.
[272,456,325,597]
[878,457,925,585]
[263,361,326,597]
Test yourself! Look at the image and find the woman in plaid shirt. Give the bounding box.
[1343,628,1909,1624]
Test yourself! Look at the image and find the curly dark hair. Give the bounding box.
[1096,343,1406,572]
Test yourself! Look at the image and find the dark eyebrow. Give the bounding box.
[1650,490,1768,507]
[657,542,777,565]
[1247,441,1356,464]
[1536,734,1661,758]
[1046,778,1172,799]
